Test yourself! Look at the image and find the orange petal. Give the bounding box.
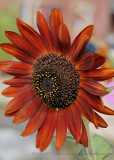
[14,74,32,79]
[16,18,47,54]
[21,102,48,136]
[37,11,53,52]
[2,86,24,97]
[79,121,88,147]
[80,88,114,115]
[0,43,36,64]
[94,105,114,115]
[56,109,67,150]
[68,25,94,62]
[82,68,114,81]
[64,107,76,139]
[5,111,17,117]
[69,35,89,63]
[94,112,108,128]
[80,79,108,96]
[5,84,35,114]
[70,104,82,143]
[76,96,98,128]
[50,8,63,54]
[13,98,41,124]
[3,78,31,86]
[0,61,32,76]
[89,54,105,70]
[58,23,70,57]
[36,108,57,152]
[76,52,94,70]
[5,31,41,58]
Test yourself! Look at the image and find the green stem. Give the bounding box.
[82,116,96,160]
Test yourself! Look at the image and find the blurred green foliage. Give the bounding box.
[0,3,20,61]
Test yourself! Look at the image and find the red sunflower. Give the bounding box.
[0,9,114,152]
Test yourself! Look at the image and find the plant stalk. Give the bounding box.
[82,116,96,160]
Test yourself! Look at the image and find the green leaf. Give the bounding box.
[106,86,114,93]
[79,134,113,160]
[92,134,112,160]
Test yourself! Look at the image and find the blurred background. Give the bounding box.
[0,0,114,160]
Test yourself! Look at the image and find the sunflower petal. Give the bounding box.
[80,89,114,115]
[37,11,53,52]
[64,107,76,139]
[76,52,94,70]
[0,43,36,64]
[21,102,48,136]
[76,96,98,128]
[5,84,35,114]
[5,111,17,117]
[58,23,70,57]
[80,79,108,96]
[56,109,67,150]
[2,86,24,97]
[95,112,108,128]
[36,109,57,152]
[5,31,41,58]
[69,35,88,63]
[79,121,88,147]
[50,8,63,54]
[90,54,105,70]
[13,98,41,124]
[82,68,114,81]
[3,78,31,86]
[16,18,47,54]
[0,61,32,76]
[68,25,94,62]
[70,104,82,143]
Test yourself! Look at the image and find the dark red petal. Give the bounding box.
[80,89,114,115]
[94,105,114,115]
[82,68,114,81]
[76,96,98,128]
[14,74,32,79]
[69,35,88,63]
[13,98,41,124]
[89,54,105,70]
[36,108,57,152]
[80,79,108,96]
[79,121,88,147]
[76,52,94,70]
[0,43,36,64]
[56,109,67,150]
[94,112,108,128]
[3,78,31,86]
[68,25,94,62]
[50,8,63,54]
[70,104,82,143]
[0,61,32,76]
[5,31,41,58]
[21,102,48,136]
[37,11,53,52]
[2,86,24,97]
[58,23,70,57]
[5,84,35,114]
[5,111,17,117]
[64,107,76,139]
[16,18,47,54]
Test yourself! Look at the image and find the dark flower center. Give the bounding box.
[33,53,80,108]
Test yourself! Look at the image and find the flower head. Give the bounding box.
[0,8,114,152]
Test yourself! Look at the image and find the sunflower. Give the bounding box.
[0,9,114,152]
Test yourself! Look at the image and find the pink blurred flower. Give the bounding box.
[103,81,114,105]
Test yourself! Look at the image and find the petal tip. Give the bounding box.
[20,132,26,137]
